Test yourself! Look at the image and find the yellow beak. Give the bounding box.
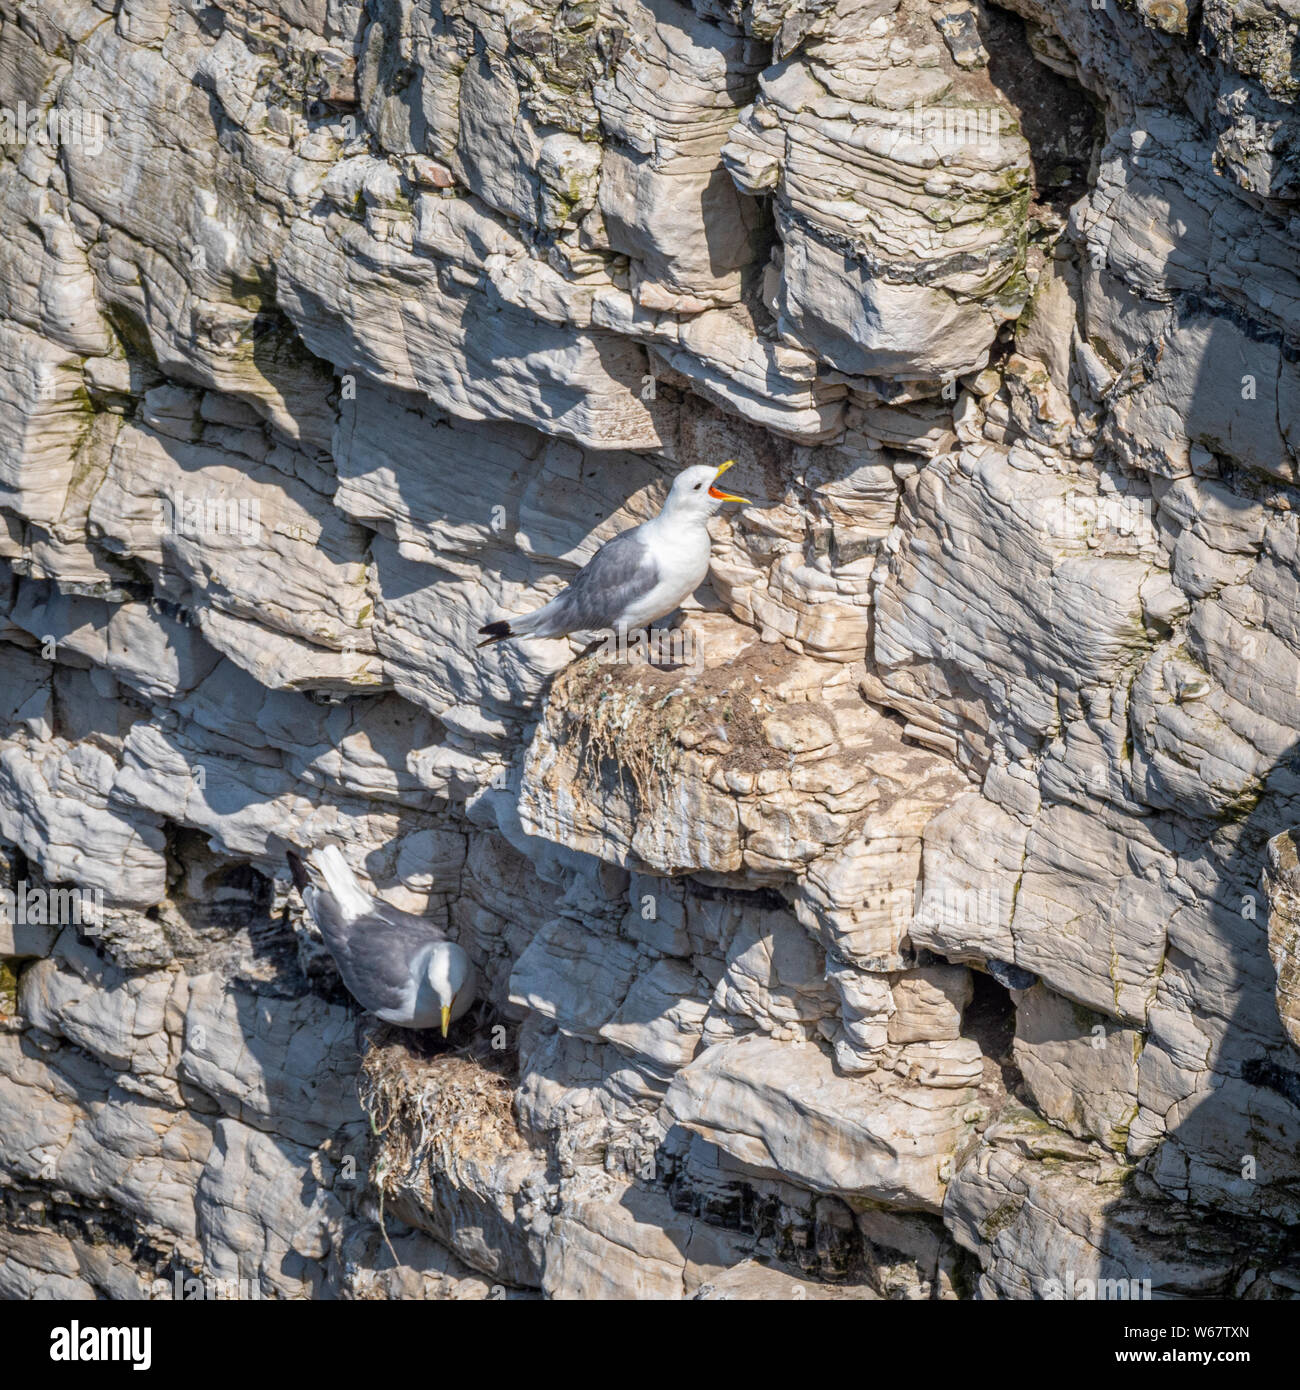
[440,1005,451,1038]
[708,459,750,504]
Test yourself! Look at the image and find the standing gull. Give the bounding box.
[287,846,475,1036]
[477,460,750,647]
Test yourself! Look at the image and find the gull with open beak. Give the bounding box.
[478,460,750,648]
[286,847,475,1037]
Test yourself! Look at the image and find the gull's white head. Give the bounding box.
[426,941,473,1037]
[659,460,750,522]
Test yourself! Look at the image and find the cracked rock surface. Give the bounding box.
[1,0,1299,1299]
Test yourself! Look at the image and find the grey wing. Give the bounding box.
[367,900,451,941]
[549,528,660,631]
[326,908,445,1016]
[305,888,448,948]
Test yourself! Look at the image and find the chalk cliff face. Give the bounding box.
[2,0,1300,1301]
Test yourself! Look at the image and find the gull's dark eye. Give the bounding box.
[694,483,702,489]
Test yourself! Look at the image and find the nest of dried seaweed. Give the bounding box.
[568,671,694,806]
[552,644,789,809]
[358,1020,525,1206]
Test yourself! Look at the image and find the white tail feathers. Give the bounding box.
[504,603,551,638]
[309,845,374,923]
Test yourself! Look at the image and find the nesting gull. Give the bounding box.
[477,460,749,648]
[287,846,475,1035]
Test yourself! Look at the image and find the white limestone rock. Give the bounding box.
[666,1032,984,1210]
[1264,827,1300,1053]
[4,0,1300,1303]
[1012,983,1141,1152]
[724,0,1032,380]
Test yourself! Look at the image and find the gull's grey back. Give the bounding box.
[546,527,660,632]
[321,905,450,1019]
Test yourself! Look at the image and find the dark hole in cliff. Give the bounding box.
[962,967,1021,1094]
[684,877,789,913]
[661,1143,867,1284]
[2,841,30,889]
[1241,1055,1300,1109]
[154,827,313,990]
[168,828,275,930]
[1,1185,174,1281]
[981,6,1102,217]
[102,300,160,370]
[662,1141,959,1295]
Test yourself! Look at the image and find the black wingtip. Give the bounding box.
[286,849,310,894]
[476,620,512,649]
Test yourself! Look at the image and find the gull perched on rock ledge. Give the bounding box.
[287,846,475,1036]
[477,460,749,648]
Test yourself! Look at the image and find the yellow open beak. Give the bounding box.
[440,1005,451,1038]
[708,459,750,504]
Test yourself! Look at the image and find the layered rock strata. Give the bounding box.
[1,0,1299,1299]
